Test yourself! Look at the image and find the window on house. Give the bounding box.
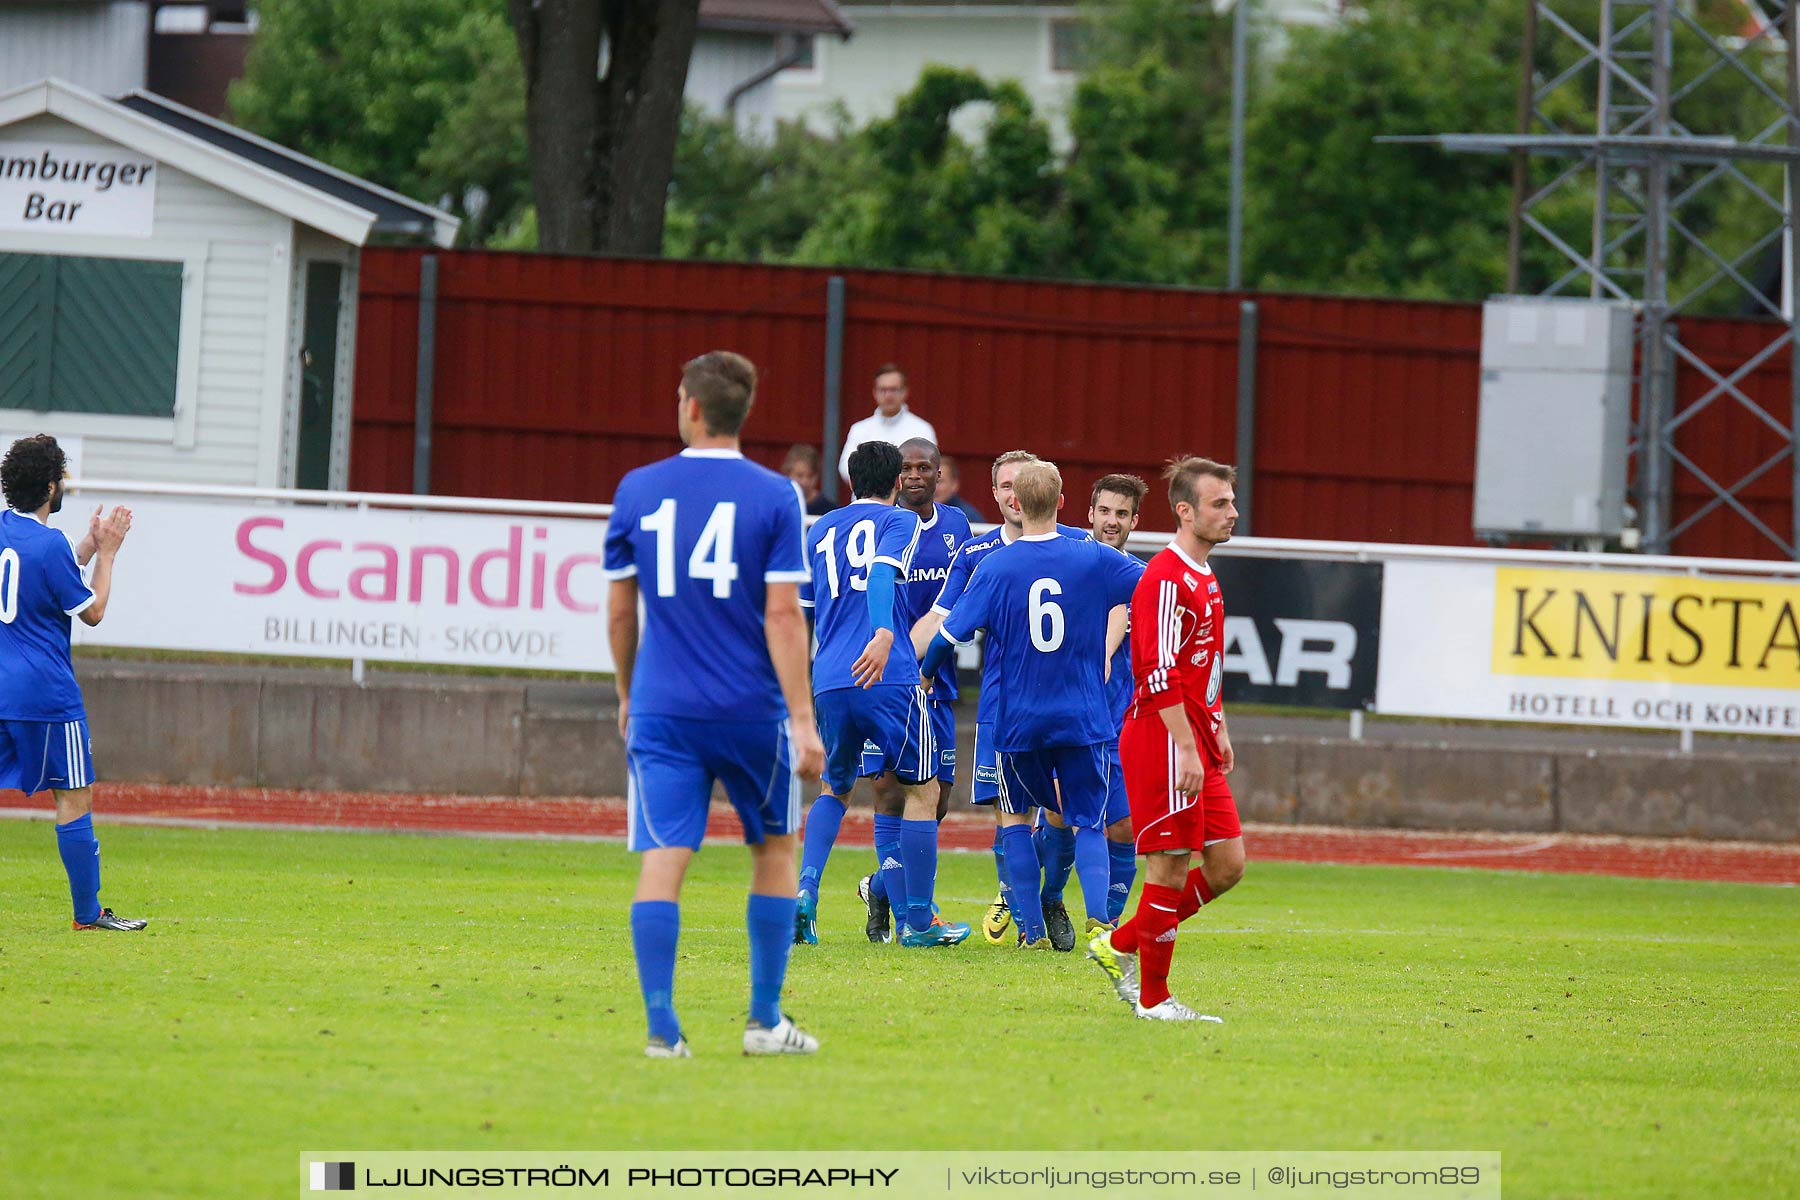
[1049,18,1092,73]
[0,253,182,419]
[778,33,816,71]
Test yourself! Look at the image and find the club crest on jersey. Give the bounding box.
[943,533,956,550]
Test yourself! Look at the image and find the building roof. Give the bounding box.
[700,0,854,37]
[118,90,456,244]
[0,77,458,247]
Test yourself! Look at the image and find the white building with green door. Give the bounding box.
[0,78,455,491]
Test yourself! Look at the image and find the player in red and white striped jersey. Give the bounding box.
[1087,456,1248,1022]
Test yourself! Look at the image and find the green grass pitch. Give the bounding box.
[1,821,1795,1199]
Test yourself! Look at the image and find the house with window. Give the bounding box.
[769,0,1343,142]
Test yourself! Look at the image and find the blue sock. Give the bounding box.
[1107,838,1138,923]
[999,824,1045,942]
[55,814,101,925]
[872,813,905,921]
[745,893,795,1029]
[629,900,681,1044]
[1072,826,1111,924]
[900,818,938,933]
[798,794,846,902]
[1040,824,1077,904]
[993,826,1012,905]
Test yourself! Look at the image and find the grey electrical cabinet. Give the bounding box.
[1475,297,1634,539]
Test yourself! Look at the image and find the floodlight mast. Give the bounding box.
[1385,0,1800,560]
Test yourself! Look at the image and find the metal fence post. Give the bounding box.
[1236,299,1260,534]
[822,275,846,503]
[413,254,439,496]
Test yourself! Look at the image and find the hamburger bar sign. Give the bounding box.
[0,140,157,237]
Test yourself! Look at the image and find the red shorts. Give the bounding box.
[1119,714,1242,854]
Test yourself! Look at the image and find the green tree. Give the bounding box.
[229,0,529,244]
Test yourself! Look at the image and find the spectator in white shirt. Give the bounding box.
[837,364,937,484]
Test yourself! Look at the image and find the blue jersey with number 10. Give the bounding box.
[800,500,922,692]
[939,533,1142,752]
[603,449,809,723]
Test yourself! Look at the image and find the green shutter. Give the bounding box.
[0,251,182,418]
[0,253,53,411]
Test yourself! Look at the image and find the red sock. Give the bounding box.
[1178,867,1214,921]
[1133,884,1183,1009]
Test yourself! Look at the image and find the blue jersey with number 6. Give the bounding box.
[800,500,922,693]
[603,448,809,722]
[938,533,1141,752]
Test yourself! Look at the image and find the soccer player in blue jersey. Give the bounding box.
[796,441,968,948]
[912,450,1089,944]
[921,461,1143,948]
[0,435,143,932]
[1038,475,1149,929]
[605,351,826,1058]
[855,438,971,943]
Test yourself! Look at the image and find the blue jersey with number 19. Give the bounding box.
[603,448,809,723]
[939,533,1142,752]
[800,500,922,692]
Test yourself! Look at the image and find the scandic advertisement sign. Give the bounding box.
[1376,560,1800,736]
[65,495,618,671]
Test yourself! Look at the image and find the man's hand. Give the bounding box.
[852,628,894,689]
[94,506,131,556]
[1216,728,1234,775]
[616,694,630,740]
[74,504,103,562]
[1173,739,1204,796]
[790,721,826,782]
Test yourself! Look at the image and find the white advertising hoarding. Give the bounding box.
[0,142,157,238]
[61,494,616,672]
[1377,559,1800,737]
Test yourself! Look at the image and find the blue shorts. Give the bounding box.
[625,715,800,851]
[817,685,935,795]
[861,693,957,786]
[996,742,1112,830]
[1104,742,1129,827]
[0,718,94,794]
[971,720,1000,805]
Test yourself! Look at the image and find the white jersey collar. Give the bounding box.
[8,508,47,525]
[1169,541,1211,573]
[1018,531,1060,542]
[679,448,743,459]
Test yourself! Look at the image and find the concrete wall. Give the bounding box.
[73,662,1800,843]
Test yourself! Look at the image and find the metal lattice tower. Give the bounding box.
[1394,0,1800,559]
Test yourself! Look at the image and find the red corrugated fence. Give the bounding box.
[352,248,1793,558]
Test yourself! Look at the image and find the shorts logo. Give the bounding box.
[975,765,999,784]
[310,1162,355,1191]
[862,739,880,753]
[942,749,956,765]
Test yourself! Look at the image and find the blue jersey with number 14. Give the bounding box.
[939,533,1142,752]
[603,448,809,723]
[800,500,922,692]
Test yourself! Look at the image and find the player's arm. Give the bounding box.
[1104,604,1128,681]
[919,564,990,682]
[1133,576,1203,794]
[766,581,825,781]
[916,543,974,656]
[601,486,641,738]
[851,561,898,688]
[74,506,131,627]
[607,579,639,739]
[73,504,103,566]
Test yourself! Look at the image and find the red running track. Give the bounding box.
[2,782,1796,886]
